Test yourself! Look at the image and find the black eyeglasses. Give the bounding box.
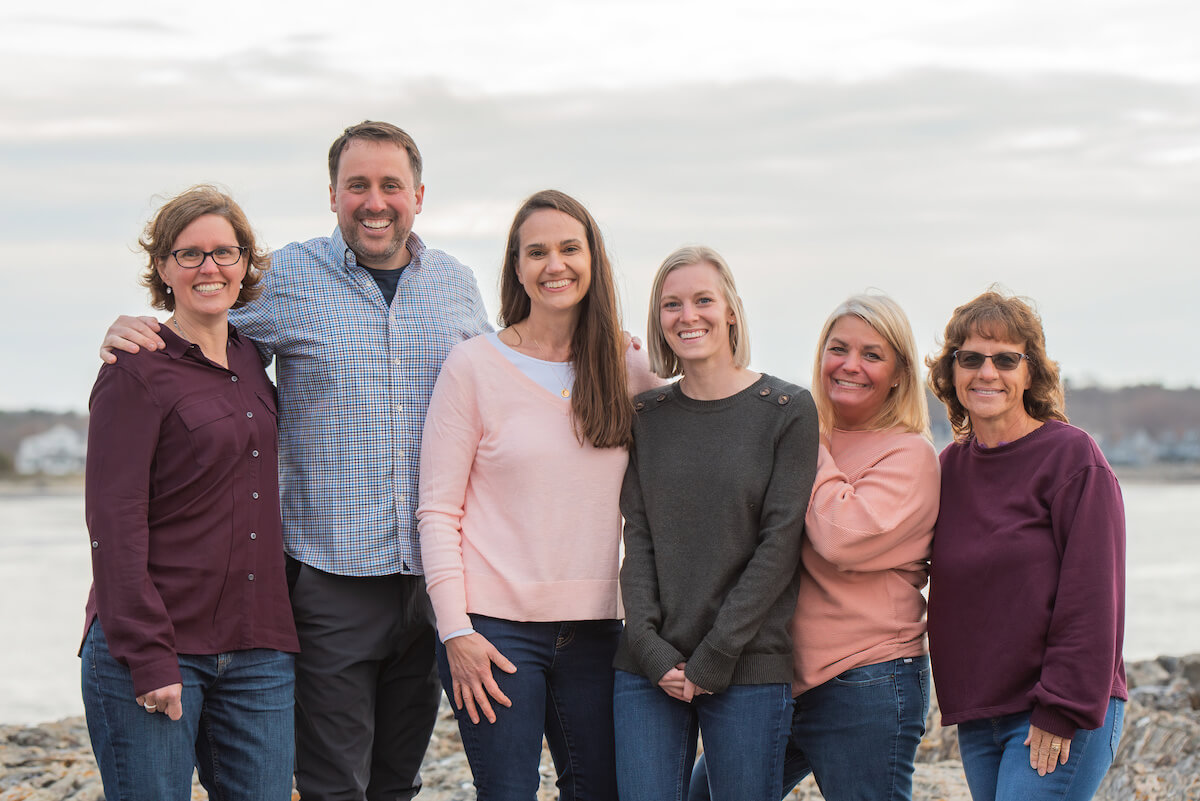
[169,246,247,268]
[952,350,1029,371]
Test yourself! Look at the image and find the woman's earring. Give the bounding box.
[166,286,172,295]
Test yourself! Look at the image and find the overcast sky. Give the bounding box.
[2,1,1197,411]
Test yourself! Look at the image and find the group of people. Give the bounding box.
[81,120,1127,801]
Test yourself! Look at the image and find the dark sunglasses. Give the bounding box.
[952,350,1029,371]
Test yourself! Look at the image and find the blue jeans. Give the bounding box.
[435,615,622,801]
[956,697,1124,801]
[81,621,295,801]
[614,669,793,801]
[690,655,930,801]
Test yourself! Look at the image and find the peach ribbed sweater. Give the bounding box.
[790,426,940,694]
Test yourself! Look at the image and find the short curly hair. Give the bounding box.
[926,289,1067,442]
[138,185,269,312]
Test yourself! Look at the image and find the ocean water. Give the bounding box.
[0,483,1197,725]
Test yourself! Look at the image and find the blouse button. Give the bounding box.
[778,395,790,405]
[91,541,99,549]
[634,401,645,411]
[246,411,254,418]
[252,492,259,499]
[231,375,239,382]
[252,449,259,458]
[250,532,257,540]
[759,387,771,397]
[655,393,667,402]
[248,573,255,581]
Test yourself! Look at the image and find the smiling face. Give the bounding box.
[515,208,592,318]
[658,261,737,370]
[953,333,1034,436]
[820,315,901,430]
[156,214,246,322]
[329,138,425,270]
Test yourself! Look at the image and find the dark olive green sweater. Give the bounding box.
[614,374,819,693]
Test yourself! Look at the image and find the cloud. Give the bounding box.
[2,65,1198,408]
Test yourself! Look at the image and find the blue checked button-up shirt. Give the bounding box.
[231,227,491,576]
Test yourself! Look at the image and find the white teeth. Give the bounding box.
[833,379,866,388]
[678,331,706,340]
[543,279,573,289]
[362,220,391,229]
[194,283,226,293]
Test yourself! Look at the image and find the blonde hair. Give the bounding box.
[646,245,751,378]
[812,293,931,440]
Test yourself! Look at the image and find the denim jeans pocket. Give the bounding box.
[832,659,896,687]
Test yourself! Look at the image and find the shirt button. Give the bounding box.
[252,449,259,457]
[248,573,255,581]
[91,541,99,548]
[395,404,403,414]
[759,387,771,397]
[250,532,257,540]
[393,358,403,366]
[252,492,259,499]
[231,375,239,382]
[246,411,254,418]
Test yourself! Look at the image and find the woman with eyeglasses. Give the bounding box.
[81,186,298,801]
[925,289,1126,801]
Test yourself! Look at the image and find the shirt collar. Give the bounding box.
[331,226,426,273]
[160,320,241,360]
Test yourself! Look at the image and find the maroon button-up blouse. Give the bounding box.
[83,325,299,696]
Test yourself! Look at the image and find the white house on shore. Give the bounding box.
[15,425,86,476]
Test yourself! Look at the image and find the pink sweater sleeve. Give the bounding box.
[417,347,483,640]
[805,431,940,572]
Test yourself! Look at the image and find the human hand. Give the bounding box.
[100,315,164,364]
[683,676,712,702]
[445,633,517,725]
[1025,724,1071,776]
[658,663,690,701]
[136,682,183,721]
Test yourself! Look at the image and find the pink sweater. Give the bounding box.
[790,427,940,694]
[417,335,658,641]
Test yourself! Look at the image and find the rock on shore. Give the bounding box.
[3,656,1198,801]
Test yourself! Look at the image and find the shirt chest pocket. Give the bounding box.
[176,395,245,465]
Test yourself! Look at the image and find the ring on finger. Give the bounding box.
[144,702,157,711]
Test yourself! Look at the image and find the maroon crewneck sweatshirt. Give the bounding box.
[928,420,1127,739]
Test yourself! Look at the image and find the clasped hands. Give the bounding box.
[658,662,712,702]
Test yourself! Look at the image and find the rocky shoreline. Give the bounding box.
[3,656,1197,801]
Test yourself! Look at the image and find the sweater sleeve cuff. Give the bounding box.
[686,639,738,694]
[130,655,184,698]
[1030,703,1080,740]
[631,630,686,685]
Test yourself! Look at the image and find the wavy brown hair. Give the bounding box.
[139,185,268,312]
[498,190,632,449]
[926,289,1068,442]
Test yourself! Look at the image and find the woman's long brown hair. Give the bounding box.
[498,190,632,449]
